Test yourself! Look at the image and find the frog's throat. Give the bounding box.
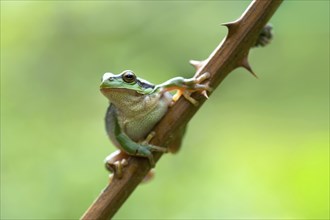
[102,88,164,118]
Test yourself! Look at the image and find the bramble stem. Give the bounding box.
[81,1,283,219]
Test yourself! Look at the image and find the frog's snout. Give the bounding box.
[102,72,115,83]
[100,72,116,89]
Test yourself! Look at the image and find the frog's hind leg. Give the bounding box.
[141,131,168,153]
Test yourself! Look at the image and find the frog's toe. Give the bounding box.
[193,83,213,92]
[192,73,213,100]
[104,150,129,179]
[196,72,211,83]
[182,91,199,106]
[105,158,128,179]
[147,144,168,153]
[141,131,156,145]
[184,72,212,96]
[171,90,183,103]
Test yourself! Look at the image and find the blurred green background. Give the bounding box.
[1,1,329,219]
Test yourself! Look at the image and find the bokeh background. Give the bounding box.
[1,1,329,219]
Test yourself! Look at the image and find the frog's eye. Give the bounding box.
[122,71,136,83]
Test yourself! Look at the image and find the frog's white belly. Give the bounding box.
[121,100,169,142]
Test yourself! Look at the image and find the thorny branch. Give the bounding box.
[81,1,283,219]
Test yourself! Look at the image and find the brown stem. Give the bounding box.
[81,0,283,219]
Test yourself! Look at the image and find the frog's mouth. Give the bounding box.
[100,87,144,97]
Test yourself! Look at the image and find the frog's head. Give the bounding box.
[100,70,155,101]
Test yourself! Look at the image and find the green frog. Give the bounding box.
[100,70,211,177]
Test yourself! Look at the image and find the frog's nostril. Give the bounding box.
[102,72,114,82]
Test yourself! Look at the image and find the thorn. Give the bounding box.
[221,21,237,28]
[189,60,205,71]
[222,20,240,39]
[240,55,258,78]
[202,90,209,99]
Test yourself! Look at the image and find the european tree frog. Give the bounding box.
[100,70,211,177]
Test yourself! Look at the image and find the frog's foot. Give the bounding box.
[135,142,168,168]
[105,150,129,179]
[171,72,213,106]
[141,131,168,153]
[105,151,155,183]
[184,72,212,89]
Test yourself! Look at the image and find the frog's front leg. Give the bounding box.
[157,72,212,106]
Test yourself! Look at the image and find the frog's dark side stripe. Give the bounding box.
[137,80,155,90]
